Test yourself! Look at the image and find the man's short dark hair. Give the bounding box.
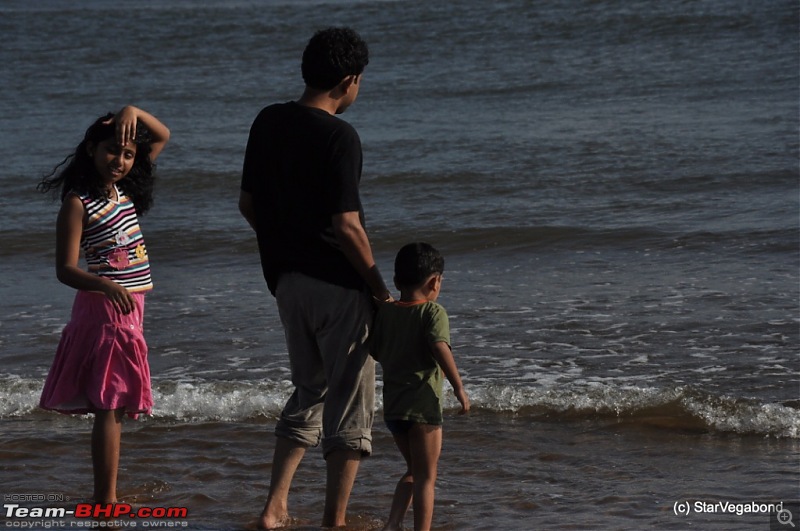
[301,27,369,90]
[394,242,445,289]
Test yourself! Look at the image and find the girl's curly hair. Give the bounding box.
[37,113,156,214]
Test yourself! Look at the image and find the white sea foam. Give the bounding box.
[2,375,796,437]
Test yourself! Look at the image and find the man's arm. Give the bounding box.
[239,190,257,231]
[332,211,391,301]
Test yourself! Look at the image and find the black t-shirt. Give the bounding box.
[241,102,366,295]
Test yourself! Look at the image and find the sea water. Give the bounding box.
[1,0,797,529]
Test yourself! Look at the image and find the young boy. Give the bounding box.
[371,242,470,531]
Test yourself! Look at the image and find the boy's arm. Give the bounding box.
[431,341,470,414]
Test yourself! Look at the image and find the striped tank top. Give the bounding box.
[78,186,153,293]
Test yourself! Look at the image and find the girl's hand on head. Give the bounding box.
[107,106,140,147]
[106,106,170,161]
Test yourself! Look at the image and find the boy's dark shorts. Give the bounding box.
[385,419,416,435]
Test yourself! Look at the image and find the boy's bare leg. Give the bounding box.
[409,424,442,531]
[91,408,124,503]
[384,473,413,530]
[384,433,413,531]
[322,449,362,528]
[258,437,307,529]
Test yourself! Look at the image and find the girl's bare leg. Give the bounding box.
[91,408,124,503]
[408,424,442,531]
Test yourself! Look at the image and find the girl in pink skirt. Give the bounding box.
[38,106,170,503]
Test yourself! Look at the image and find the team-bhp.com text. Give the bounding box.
[4,503,189,528]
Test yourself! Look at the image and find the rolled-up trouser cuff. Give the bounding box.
[274,415,322,448]
[273,273,376,456]
[322,429,372,458]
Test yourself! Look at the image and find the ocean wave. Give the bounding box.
[469,383,800,438]
[10,224,796,263]
[2,375,797,438]
[372,225,799,256]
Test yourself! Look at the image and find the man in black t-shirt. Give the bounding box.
[239,27,391,529]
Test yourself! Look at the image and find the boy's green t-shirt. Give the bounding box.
[371,300,451,425]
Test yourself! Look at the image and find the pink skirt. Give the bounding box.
[39,290,153,419]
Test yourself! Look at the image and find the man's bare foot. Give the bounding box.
[257,511,290,530]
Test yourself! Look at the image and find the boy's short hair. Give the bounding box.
[302,27,369,90]
[394,242,445,289]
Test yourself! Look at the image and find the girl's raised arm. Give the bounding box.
[111,106,171,161]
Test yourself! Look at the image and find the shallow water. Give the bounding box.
[1,0,798,528]
[2,413,798,530]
